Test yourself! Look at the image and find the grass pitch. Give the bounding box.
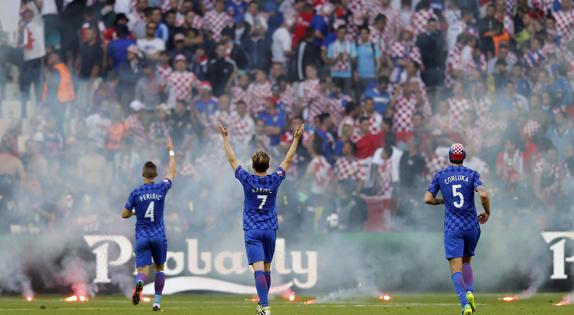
[0,293,572,314]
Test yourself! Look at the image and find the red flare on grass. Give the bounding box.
[65,295,78,302]
[304,299,316,305]
[25,296,33,302]
[379,294,392,302]
[143,297,151,303]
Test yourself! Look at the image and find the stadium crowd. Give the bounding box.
[1,0,574,235]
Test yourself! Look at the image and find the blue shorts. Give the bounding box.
[135,237,167,268]
[244,229,276,265]
[444,229,481,259]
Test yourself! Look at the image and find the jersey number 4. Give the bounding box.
[145,201,155,222]
[452,184,464,208]
[257,195,268,209]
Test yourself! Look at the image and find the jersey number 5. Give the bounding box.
[257,195,268,209]
[452,184,464,208]
[145,201,155,222]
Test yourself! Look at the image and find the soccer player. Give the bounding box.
[121,139,176,312]
[424,143,491,315]
[219,122,304,315]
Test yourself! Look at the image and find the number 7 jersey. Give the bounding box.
[427,166,483,232]
[235,166,286,231]
[125,179,172,239]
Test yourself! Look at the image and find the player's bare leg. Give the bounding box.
[152,264,165,312]
[132,266,149,305]
[449,258,472,315]
[462,257,476,312]
[252,261,271,315]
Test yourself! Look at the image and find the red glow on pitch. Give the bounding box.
[289,293,296,302]
[78,296,87,302]
[25,296,33,302]
[143,297,151,303]
[379,294,392,302]
[304,299,317,305]
[555,296,572,306]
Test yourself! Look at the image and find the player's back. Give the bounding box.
[429,165,483,232]
[235,166,286,230]
[125,179,172,239]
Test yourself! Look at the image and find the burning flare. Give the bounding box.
[379,294,392,302]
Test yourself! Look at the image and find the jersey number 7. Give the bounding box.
[257,195,268,209]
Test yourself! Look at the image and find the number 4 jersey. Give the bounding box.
[125,179,172,239]
[235,166,286,231]
[427,166,483,232]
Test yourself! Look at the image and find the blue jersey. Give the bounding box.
[235,166,286,230]
[125,179,172,239]
[427,166,483,232]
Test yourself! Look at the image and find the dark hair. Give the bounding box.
[359,116,370,124]
[252,151,270,172]
[375,14,387,23]
[143,161,158,179]
[317,112,331,124]
[345,101,358,114]
[379,76,390,85]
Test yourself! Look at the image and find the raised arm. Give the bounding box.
[476,185,490,224]
[219,123,239,171]
[280,124,305,172]
[166,137,177,182]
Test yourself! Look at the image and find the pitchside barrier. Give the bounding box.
[0,231,573,295]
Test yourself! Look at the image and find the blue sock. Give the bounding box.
[154,272,165,304]
[462,264,474,292]
[264,271,271,291]
[254,271,269,306]
[451,272,469,307]
[135,273,146,285]
[154,294,161,305]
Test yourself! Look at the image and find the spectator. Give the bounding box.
[203,0,234,41]
[272,18,293,67]
[354,27,381,96]
[108,25,135,70]
[137,22,166,60]
[194,82,219,118]
[292,28,322,81]
[248,69,273,115]
[208,43,236,97]
[77,28,104,110]
[118,45,142,105]
[257,98,287,146]
[309,3,335,47]
[398,138,425,189]
[167,54,199,105]
[326,180,368,231]
[354,116,383,160]
[416,17,446,88]
[230,100,256,150]
[327,25,357,96]
[314,112,338,164]
[363,76,391,116]
[168,33,194,64]
[20,3,46,118]
[42,52,76,131]
[545,110,574,161]
[496,137,525,193]
[134,62,166,110]
[220,29,249,71]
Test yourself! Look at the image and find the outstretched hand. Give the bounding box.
[219,122,228,137]
[166,137,174,151]
[294,123,305,139]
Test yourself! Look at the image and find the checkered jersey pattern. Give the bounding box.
[248,81,272,115]
[229,112,255,144]
[553,9,574,43]
[235,166,286,230]
[278,84,296,117]
[125,179,172,239]
[445,44,462,88]
[308,156,333,194]
[168,71,199,101]
[524,49,545,68]
[203,10,234,41]
[369,26,390,54]
[390,41,423,66]
[375,159,393,198]
[329,40,354,72]
[148,121,171,140]
[231,86,250,111]
[473,96,493,117]
[447,97,472,130]
[522,120,541,139]
[334,157,366,182]
[463,52,487,76]
[125,114,147,147]
[425,154,449,181]
[392,95,417,132]
[366,4,399,44]
[408,77,432,118]
[187,15,204,30]
[410,9,438,38]
[157,65,173,82]
[427,166,482,232]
